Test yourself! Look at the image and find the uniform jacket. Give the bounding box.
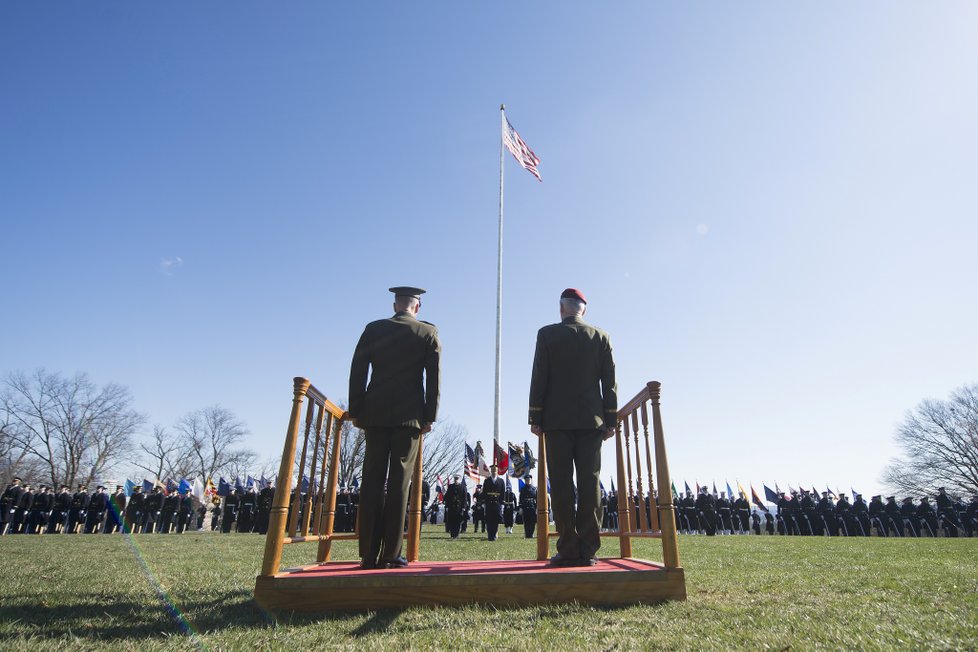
[349,311,440,429]
[528,315,617,430]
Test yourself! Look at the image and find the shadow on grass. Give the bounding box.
[0,590,271,642]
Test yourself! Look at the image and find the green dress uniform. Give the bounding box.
[528,310,617,564]
[349,290,440,568]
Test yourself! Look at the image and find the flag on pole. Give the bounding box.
[124,479,136,497]
[178,478,192,495]
[523,441,536,471]
[192,478,204,502]
[217,477,231,497]
[464,443,481,481]
[509,442,526,477]
[751,485,769,512]
[737,480,749,502]
[502,114,542,181]
[474,441,491,478]
[725,480,735,499]
[764,484,779,503]
[494,441,509,475]
[684,481,692,495]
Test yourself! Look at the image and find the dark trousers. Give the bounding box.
[545,429,603,560]
[485,504,501,540]
[522,507,536,538]
[359,426,420,564]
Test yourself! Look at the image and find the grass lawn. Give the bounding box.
[0,527,975,650]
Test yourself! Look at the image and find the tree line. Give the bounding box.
[1,369,469,491]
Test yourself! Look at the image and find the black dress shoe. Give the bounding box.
[549,553,578,567]
[359,559,378,570]
[382,556,409,568]
[577,556,598,567]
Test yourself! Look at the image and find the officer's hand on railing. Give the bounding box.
[602,426,616,441]
[421,422,433,434]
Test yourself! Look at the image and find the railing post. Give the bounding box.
[302,403,326,536]
[649,381,680,569]
[535,433,549,561]
[260,377,310,578]
[406,431,425,562]
[641,402,660,532]
[317,413,342,562]
[615,419,632,558]
[289,399,315,537]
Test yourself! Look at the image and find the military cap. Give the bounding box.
[525,474,532,479]
[389,286,426,299]
[96,485,105,490]
[902,497,913,503]
[560,288,587,303]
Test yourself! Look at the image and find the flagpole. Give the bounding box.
[494,104,505,448]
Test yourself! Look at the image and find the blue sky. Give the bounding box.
[3,2,977,499]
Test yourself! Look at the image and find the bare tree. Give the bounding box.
[0,411,45,487]
[134,425,198,482]
[175,405,256,483]
[422,420,468,483]
[1,369,143,488]
[332,418,468,488]
[882,383,978,496]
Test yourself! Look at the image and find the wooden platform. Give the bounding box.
[254,557,686,612]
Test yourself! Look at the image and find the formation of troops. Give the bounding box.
[5,475,976,540]
[672,487,978,537]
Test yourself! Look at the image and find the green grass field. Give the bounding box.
[0,527,975,651]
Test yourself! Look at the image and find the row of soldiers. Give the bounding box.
[0,479,208,535]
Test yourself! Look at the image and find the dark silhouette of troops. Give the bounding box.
[143,486,164,533]
[716,492,733,535]
[444,475,466,538]
[27,485,53,534]
[460,484,471,533]
[12,484,34,534]
[238,487,257,533]
[67,485,89,534]
[1,478,24,535]
[915,497,938,537]
[105,486,127,534]
[125,486,144,533]
[159,490,179,533]
[964,497,978,537]
[606,488,619,531]
[835,493,855,536]
[798,490,817,536]
[867,495,886,535]
[764,510,775,535]
[751,510,761,535]
[428,499,439,525]
[348,286,440,570]
[898,497,918,537]
[176,493,194,533]
[818,492,838,536]
[695,488,717,536]
[222,490,240,533]
[255,484,275,534]
[935,487,960,537]
[481,469,504,541]
[333,485,352,533]
[518,475,538,538]
[528,288,617,566]
[733,494,751,534]
[503,483,517,534]
[881,496,903,536]
[48,485,72,533]
[196,504,207,530]
[851,494,870,536]
[209,498,221,531]
[84,486,108,533]
[471,486,485,533]
[679,492,696,534]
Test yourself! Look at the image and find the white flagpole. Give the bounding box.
[495,104,505,449]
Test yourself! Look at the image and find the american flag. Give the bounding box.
[463,443,481,482]
[503,116,542,181]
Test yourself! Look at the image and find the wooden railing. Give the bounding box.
[259,377,428,578]
[534,381,681,569]
[261,377,680,578]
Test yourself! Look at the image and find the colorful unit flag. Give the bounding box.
[509,442,526,477]
[503,116,542,181]
[494,441,509,475]
[464,443,481,481]
[751,485,768,512]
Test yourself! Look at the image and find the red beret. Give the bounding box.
[560,288,587,304]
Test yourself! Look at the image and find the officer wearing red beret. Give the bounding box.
[528,288,617,567]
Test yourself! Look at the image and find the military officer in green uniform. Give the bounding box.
[528,288,617,567]
[349,286,440,570]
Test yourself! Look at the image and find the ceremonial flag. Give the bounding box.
[494,441,509,475]
[826,485,836,499]
[502,114,542,181]
[165,478,178,494]
[124,479,136,497]
[695,481,701,494]
[474,441,491,478]
[684,481,692,495]
[775,482,782,495]
[726,480,734,499]
[523,441,536,471]
[671,481,678,499]
[300,475,309,494]
[518,477,525,491]
[610,479,615,493]
[217,477,231,497]
[851,487,859,499]
[246,475,256,490]
[351,476,359,491]
[737,480,749,502]
[192,478,204,502]
[751,485,768,512]
[764,484,779,503]
[712,481,718,496]
[464,443,481,481]
[178,478,192,495]
[142,479,154,493]
[435,475,444,503]
[509,442,526,477]
[233,476,243,492]
[259,475,270,489]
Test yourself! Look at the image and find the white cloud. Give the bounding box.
[696,224,709,235]
[159,256,184,275]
